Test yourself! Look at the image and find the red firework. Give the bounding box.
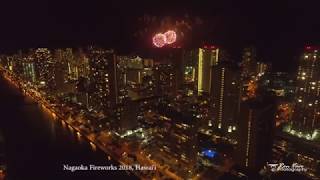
[164,30,177,44]
[152,33,167,47]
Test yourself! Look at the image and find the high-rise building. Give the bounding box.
[170,48,185,92]
[237,94,276,171]
[73,49,91,106]
[118,55,144,85]
[197,46,220,95]
[53,49,79,94]
[33,48,56,91]
[241,47,270,77]
[180,49,198,95]
[88,47,117,112]
[256,62,270,75]
[53,49,68,92]
[152,48,186,94]
[116,99,140,132]
[75,48,90,78]
[154,64,176,96]
[54,48,77,80]
[211,62,240,133]
[241,47,257,78]
[88,47,128,117]
[155,99,200,178]
[241,47,272,77]
[240,47,271,103]
[116,55,156,98]
[291,46,320,132]
[148,48,196,95]
[21,53,35,83]
[12,52,24,79]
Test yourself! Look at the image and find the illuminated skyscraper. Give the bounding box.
[34,48,56,91]
[180,49,198,95]
[118,55,143,85]
[119,55,156,97]
[11,52,24,78]
[75,49,90,78]
[292,46,320,132]
[88,47,128,116]
[211,62,240,132]
[22,56,36,83]
[74,48,91,106]
[88,47,117,112]
[240,47,271,103]
[53,49,68,92]
[152,47,186,94]
[64,48,78,80]
[197,46,219,95]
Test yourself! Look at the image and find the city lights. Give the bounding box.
[0,14,320,180]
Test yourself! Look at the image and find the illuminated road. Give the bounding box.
[0,76,138,180]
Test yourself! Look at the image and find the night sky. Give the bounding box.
[1,0,320,71]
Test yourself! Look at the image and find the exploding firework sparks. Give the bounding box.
[164,30,177,44]
[152,33,167,47]
[152,30,177,47]
[134,15,205,48]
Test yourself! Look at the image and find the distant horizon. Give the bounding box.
[0,44,311,73]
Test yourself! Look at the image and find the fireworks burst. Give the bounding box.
[164,30,177,44]
[152,33,167,48]
[152,30,177,47]
[134,14,205,48]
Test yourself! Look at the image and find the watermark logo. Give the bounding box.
[267,163,307,172]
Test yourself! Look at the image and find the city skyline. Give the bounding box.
[0,44,319,179]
